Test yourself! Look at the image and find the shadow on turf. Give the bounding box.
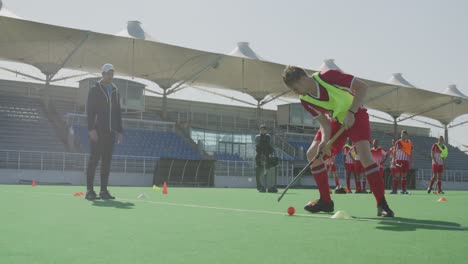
[91,200,135,209]
[371,217,467,232]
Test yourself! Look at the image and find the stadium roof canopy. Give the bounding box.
[0,15,467,126]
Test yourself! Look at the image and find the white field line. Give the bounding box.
[1,188,467,230]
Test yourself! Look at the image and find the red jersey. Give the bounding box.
[301,69,356,118]
[432,144,445,165]
[371,147,387,168]
[343,145,354,164]
[389,147,396,168]
[394,139,413,161]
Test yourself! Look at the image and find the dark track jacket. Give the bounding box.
[86,81,123,134]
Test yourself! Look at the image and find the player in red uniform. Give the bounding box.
[325,154,339,188]
[389,139,397,185]
[392,130,413,194]
[282,66,394,217]
[350,144,367,193]
[370,139,389,178]
[428,136,447,194]
[342,139,354,193]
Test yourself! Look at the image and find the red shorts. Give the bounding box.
[326,164,337,172]
[345,163,354,174]
[395,160,410,174]
[314,108,371,155]
[379,167,384,177]
[432,164,444,173]
[391,167,397,176]
[354,161,364,174]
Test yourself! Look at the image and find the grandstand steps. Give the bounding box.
[174,123,213,160]
[271,134,297,160]
[0,94,66,152]
[38,97,76,152]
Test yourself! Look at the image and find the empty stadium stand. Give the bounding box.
[73,126,204,160]
[0,95,65,152]
[213,152,243,161]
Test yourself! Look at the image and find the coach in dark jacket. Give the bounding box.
[85,63,123,200]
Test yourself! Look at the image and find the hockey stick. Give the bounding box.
[277,127,346,202]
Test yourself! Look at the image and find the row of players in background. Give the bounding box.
[326,130,448,194]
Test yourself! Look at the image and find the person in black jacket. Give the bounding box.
[85,63,123,200]
[255,125,277,193]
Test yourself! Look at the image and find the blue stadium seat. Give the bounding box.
[72,126,203,160]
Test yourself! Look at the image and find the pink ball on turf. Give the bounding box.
[287,206,295,216]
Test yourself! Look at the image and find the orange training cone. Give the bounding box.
[162,182,168,194]
[438,197,447,202]
[31,180,37,187]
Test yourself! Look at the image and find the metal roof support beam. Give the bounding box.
[0,66,45,82]
[369,114,394,123]
[448,119,468,128]
[48,32,91,81]
[260,90,291,106]
[365,86,401,105]
[166,55,222,96]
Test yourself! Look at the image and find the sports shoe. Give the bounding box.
[427,187,432,194]
[400,191,409,194]
[267,187,278,193]
[85,190,97,200]
[304,199,334,213]
[438,190,445,194]
[377,201,395,217]
[99,190,115,200]
[258,187,266,193]
[389,189,397,194]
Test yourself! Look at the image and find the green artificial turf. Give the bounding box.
[1,184,467,264]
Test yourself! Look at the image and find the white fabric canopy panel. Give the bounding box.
[0,15,467,124]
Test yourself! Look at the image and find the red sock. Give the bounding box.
[311,164,332,203]
[334,177,340,187]
[355,178,361,192]
[402,178,407,191]
[362,179,367,190]
[392,178,399,191]
[346,177,351,191]
[365,163,385,205]
[437,180,442,191]
[429,179,434,189]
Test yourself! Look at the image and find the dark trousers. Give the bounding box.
[86,132,115,191]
